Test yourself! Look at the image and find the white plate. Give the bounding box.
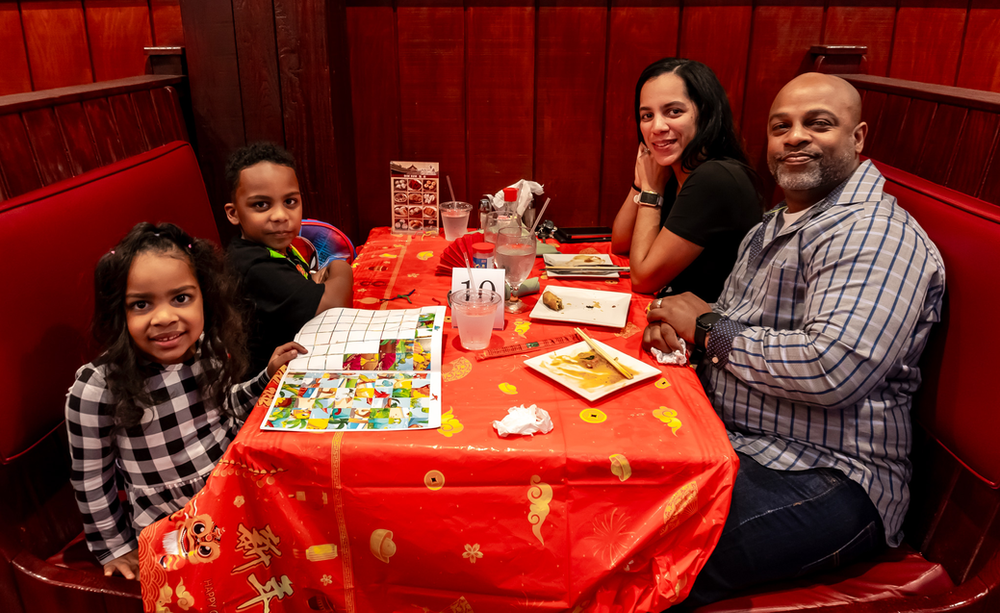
[524,340,660,401]
[529,286,631,328]
[543,253,618,278]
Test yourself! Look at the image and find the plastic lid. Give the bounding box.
[471,242,495,255]
[503,187,518,201]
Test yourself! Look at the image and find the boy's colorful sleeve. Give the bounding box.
[227,368,271,418]
[65,365,136,564]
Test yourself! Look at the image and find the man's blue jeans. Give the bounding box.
[674,451,886,610]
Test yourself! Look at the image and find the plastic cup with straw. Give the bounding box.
[440,175,472,241]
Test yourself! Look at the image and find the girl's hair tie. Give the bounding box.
[110,250,115,254]
[188,243,193,249]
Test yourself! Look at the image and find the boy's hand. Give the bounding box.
[104,549,140,580]
[267,342,308,378]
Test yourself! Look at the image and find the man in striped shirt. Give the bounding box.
[644,73,945,608]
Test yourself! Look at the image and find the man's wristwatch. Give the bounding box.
[695,312,723,351]
[633,191,663,208]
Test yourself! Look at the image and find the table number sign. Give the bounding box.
[390,160,439,234]
[450,267,505,329]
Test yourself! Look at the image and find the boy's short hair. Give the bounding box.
[225,142,297,198]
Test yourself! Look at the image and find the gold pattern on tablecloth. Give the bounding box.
[661,481,699,535]
[424,469,445,490]
[174,580,193,610]
[498,382,518,394]
[462,543,483,564]
[653,407,683,435]
[514,319,531,337]
[654,377,671,389]
[527,475,553,546]
[580,408,607,423]
[294,544,338,561]
[614,321,641,338]
[447,596,475,612]
[442,357,472,382]
[609,454,632,482]
[438,409,464,437]
[586,508,636,566]
[216,459,285,487]
[417,251,434,260]
[370,529,397,563]
[330,432,357,612]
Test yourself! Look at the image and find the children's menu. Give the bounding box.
[390,160,439,234]
[260,306,445,432]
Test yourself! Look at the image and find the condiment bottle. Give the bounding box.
[502,186,519,217]
[479,196,491,230]
[471,242,495,269]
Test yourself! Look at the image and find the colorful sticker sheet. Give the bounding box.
[261,306,446,432]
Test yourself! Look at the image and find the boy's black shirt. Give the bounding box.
[227,237,325,375]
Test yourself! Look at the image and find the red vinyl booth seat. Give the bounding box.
[0,141,218,613]
[696,160,1000,612]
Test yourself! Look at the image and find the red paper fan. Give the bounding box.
[436,232,486,275]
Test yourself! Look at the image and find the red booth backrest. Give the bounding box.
[875,160,1000,489]
[0,141,219,465]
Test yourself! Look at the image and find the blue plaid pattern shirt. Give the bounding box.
[702,160,945,546]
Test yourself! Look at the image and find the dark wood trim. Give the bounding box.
[843,74,1000,114]
[0,75,183,115]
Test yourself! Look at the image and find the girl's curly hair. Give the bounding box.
[91,222,250,428]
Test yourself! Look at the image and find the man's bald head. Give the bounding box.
[766,72,868,211]
[771,73,862,126]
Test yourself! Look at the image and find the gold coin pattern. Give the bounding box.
[661,481,699,536]
[609,454,632,482]
[580,408,607,423]
[527,475,553,546]
[654,377,671,389]
[498,382,518,395]
[416,251,434,261]
[424,469,445,491]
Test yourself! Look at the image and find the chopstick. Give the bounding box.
[573,327,634,380]
[546,265,630,271]
[546,266,631,273]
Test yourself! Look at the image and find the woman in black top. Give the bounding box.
[611,58,761,302]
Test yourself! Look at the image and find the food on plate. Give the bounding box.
[394,179,408,191]
[425,219,437,229]
[423,206,437,217]
[409,179,423,191]
[569,255,604,265]
[408,193,423,204]
[542,290,564,311]
[393,205,407,217]
[394,219,406,230]
[423,179,437,191]
[542,351,637,390]
[423,193,437,204]
[408,205,423,217]
[409,219,424,230]
[393,192,407,203]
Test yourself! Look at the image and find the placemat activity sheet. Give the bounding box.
[261,306,446,432]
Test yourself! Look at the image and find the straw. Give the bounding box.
[529,197,551,235]
[446,175,457,203]
[461,251,479,298]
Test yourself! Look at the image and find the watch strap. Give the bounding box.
[694,312,723,351]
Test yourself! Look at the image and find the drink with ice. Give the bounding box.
[496,227,537,313]
[450,289,502,350]
[440,201,472,241]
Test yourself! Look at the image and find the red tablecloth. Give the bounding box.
[139,228,737,613]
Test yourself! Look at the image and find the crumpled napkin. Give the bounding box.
[493,404,553,438]
[491,180,544,217]
[650,338,688,366]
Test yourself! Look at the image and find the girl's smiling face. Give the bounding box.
[638,72,699,180]
[125,249,204,365]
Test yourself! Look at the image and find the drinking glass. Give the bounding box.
[495,226,536,313]
[439,201,473,241]
[449,289,502,350]
[484,212,520,244]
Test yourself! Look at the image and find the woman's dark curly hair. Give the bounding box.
[634,58,751,174]
[91,222,250,428]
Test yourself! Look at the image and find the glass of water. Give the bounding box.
[495,226,536,313]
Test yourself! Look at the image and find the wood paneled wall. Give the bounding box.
[339,1,1000,237]
[0,0,182,96]
[0,75,187,201]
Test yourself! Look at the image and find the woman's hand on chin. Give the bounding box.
[635,143,671,195]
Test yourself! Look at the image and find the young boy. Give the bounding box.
[225,142,353,375]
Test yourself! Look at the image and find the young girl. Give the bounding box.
[66,222,305,580]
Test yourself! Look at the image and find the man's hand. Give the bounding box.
[643,292,713,350]
[104,549,140,580]
[267,342,308,378]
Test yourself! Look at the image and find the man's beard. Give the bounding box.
[770,145,856,192]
